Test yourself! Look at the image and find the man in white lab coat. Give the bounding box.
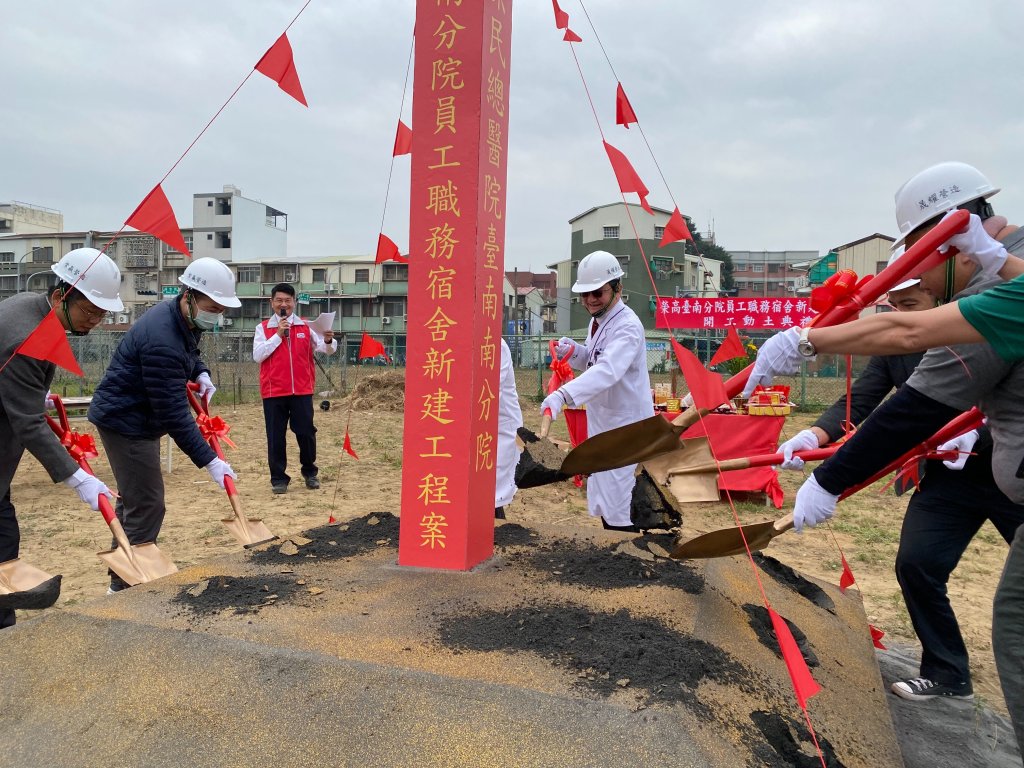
[495,338,523,518]
[542,251,654,531]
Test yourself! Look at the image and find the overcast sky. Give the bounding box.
[5,1,1023,272]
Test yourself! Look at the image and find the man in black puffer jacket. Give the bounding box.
[89,258,239,593]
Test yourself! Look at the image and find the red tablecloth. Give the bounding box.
[665,411,786,507]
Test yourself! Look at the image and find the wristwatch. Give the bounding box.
[797,326,817,358]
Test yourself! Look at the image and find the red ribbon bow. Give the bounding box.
[196,413,237,450]
[547,340,575,394]
[810,269,872,316]
[61,430,99,462]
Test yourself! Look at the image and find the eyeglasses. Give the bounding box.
[78,304,110,322]
[578,286,609,299]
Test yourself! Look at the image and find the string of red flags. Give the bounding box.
[563,28,583,43]
[357,331,390,362]
[659,206,695,247]
[769,607,822,710]
[375,233,407,264]
[615,83,637,128]
[15,311,84,376]
[602,141,654,214]
[839,554,856,593]
[709,327,746,367]
[869,625,887,650]
[255,32,308,107]
[343,428,359,459]
[551,0,570,29]
[126,184,193,258]
[392,119,413,156]
[671,339,728,410]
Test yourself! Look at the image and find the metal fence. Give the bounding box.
[51,330,876,413]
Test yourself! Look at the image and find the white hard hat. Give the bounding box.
[51,248,124,312]
[885,246,920,292]
[572,250,624,292]
[178,258,241,308]
[893,161,999,247]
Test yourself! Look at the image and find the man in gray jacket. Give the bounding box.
[0,249,122,628]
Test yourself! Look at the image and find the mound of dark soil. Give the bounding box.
[249,512,400,566]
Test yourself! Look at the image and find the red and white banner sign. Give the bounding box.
[655,297,815,330]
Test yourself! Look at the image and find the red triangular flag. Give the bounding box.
[671,339,728,411]
[869,624,887,650]
[659,206,694,247]
[126,184,192,258]
[255,32,308,107]
[839,554,856,593]
[602,141,653,214]
[343,428,359,459]
[768,607,821,710]
[393,120,412,156]
[16,311,84,376]
[328,514,337,524]
[375,233,408,265]
[709,327,746,367]
[563,28,583,43]
[615,83,638,128]
[551,0,569,29]
[358,332,390,362]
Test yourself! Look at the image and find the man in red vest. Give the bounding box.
[252,283,337,494]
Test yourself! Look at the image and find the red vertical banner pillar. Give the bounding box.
[399,0,513,569]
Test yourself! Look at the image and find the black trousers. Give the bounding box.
[896,463,1024,686]
[262,395,318,487]
[0,489,19,628]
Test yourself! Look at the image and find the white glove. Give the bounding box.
[938,211,1008,275]
[741,327,803,398]
[680,393,694,409]
[541,390,566,422]
[793,473,839,532]
[778,429,821,471]
[937,429,980,471]
[196,372,217,404]
[205,457,237,490]
[45,390,56,410]
[63,468,114,512]
[554,336,576,357]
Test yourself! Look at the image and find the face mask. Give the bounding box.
[193,309,222,330]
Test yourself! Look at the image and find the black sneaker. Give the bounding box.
[891,677,974,701]
[305,476,321,490]
[272,484,288,495]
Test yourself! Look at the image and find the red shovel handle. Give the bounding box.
[723,209,971,398]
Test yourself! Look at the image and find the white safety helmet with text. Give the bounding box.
[51,248,124,312]
[893,161,999,247]
[178,257,241,307]
[572,250,625,292]
[885,246,920,292]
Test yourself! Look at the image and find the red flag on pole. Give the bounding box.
[16,311,84,376]
[709,328,746,367]
[563,28,583,43]
[375,233,408,264]
[343,428,359,459]
[615,83,638,128]
[358,332,390,362]
[126,184,192,258]
[659,206,694,247]
[769,607,821,710]
[255,32,308,106]
[393,120,413,156]
[602,141,653,214]
[551,0,569,29]
[839,554,856,593]
[671,339,728,411]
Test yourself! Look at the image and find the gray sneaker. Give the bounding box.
[305,476,321,490]
[272,484,288,495]
[891,677,974,701]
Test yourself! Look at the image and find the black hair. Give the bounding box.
[607,278,622,293]
[271,282,296,298]
[53,280,86,305]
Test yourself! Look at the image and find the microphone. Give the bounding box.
[279,307,289,338]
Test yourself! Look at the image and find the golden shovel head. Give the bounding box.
[642,437,720,503]
[222,517,277,549]
[98,543,179,587]
[671,513,795,559]
[0,559,62,609]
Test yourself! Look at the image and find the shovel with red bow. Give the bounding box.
[45,394,177,585]
[186,383,275,547]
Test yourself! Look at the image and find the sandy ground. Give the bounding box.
[7,391,1014,719]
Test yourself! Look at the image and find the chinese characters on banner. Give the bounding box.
[655,297,815,330]
[399,0,512,569]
